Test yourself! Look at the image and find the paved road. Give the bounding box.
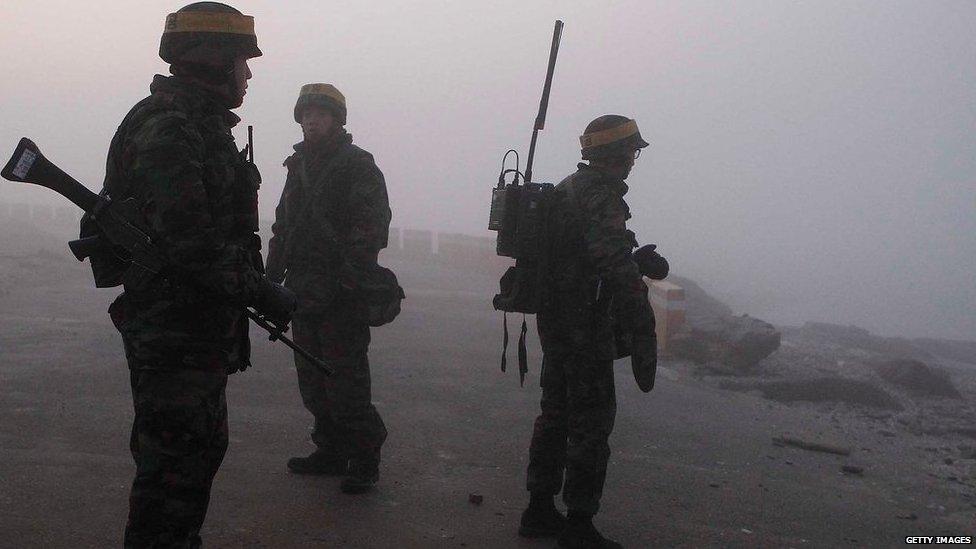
[0,259,971,548]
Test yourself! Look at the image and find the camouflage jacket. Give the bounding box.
[104,75,264,373]
[266,130,390,316]
[539,163,652,358]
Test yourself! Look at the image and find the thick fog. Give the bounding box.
[1,0,973,340]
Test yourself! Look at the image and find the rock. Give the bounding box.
[468,493,483,505]
[912,337,976,366]
[665,276,781,372]
[841,465,864,476]
[748,377,903,410]
[868,359,960,399]
[788,322,927,359]
[671,315,781,372]
[668,276,733,320]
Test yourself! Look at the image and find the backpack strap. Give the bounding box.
[500,312,509,373]
[517,314,529,386]
[498,312,529,387]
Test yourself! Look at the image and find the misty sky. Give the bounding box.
[1,0,973,340]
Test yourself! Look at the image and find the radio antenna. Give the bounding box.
[523,20,563,184]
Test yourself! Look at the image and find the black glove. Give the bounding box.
[253,276,297,324]
[631,314,658,393]
[634,244,669,280]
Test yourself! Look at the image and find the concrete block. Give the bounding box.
[648,279,686,354]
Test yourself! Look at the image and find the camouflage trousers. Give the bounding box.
[125,369,229,549]
[292,312,387,462]
[526,345,617,516]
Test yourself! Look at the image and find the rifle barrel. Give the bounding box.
[246,310,335,376]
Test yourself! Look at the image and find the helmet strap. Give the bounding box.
[170,62,238,105]
[590,155,630,168]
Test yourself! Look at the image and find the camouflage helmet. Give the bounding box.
[294,83,347,125]
[159,2,262,67]
[579,115,649,160]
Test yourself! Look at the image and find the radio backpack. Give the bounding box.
[486,20,563,385]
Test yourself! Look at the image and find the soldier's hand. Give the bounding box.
[634,244,669,280]
[253,276,297,324]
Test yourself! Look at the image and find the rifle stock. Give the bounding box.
[2,138,99,212]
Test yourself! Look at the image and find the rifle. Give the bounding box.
[1,137,334,376]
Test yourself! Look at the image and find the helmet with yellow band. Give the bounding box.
[159,2,261,67]
[294,83,347,125]
[580,115,649,160]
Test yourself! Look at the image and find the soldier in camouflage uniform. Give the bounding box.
[519,115,666,549]
[99,3,295,547]
[266,83,391,494]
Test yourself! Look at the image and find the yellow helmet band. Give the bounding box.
[163,12,256,37]
[580,119,639,149]
[299,83,346,108]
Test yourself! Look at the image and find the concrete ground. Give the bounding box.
[0,257,972,548]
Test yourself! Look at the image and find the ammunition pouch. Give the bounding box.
[356,265,406,328]
[341,263,405,327]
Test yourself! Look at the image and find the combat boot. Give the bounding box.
[340,456,379,494]
[557,512,622,549]
[286,450,348,476]
[518,493,567,538]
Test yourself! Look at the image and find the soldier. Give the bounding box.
[99,3,296,547]
[266,83,391,494]
[518,115,666,548]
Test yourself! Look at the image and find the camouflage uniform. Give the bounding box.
[266,128,390,465]
[526,162,652,516]
[104,74,264,547]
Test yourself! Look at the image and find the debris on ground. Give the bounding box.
[840,465,864,476]
[773,435,851,456]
